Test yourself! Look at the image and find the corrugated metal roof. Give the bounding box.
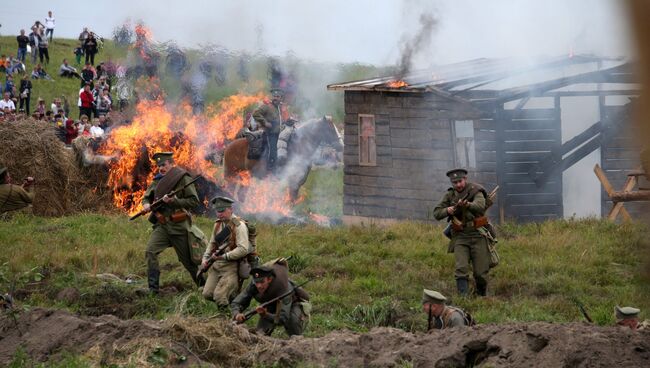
[327,55,632,99]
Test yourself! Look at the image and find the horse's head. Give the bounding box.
[318,115,343,152]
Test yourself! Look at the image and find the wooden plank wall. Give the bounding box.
[600,104,648,219]
[342,91,474,221]
[498,107,564,222]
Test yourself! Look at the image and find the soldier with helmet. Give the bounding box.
[433,168,492,296]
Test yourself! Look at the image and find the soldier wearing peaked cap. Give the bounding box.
[141,152,200,294]
[231,258,311,336]
[433,168,494,297]
[422,289,473,330]
[200,196,254,308]
[615,306,647,330]
[252,88,291,172]
[0,166,35,214]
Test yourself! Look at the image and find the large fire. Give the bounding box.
[387,80,408,88]
[100,86,266,215]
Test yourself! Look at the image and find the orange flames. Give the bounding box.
[232,172,294,217]
[387,80,408,88]
[101,87,265,215]
[134,24,154,61]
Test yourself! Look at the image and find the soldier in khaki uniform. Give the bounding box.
[252,88,288,171]
[231,259,310,336]
[0,167,35,214]
[142,152,200,294]
[201,196,251,307]
[433,168,491,296]
[422,289,472,330]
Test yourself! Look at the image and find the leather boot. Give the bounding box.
[475,279,488,296]
[456,278,469,296]
[147,269,160,294]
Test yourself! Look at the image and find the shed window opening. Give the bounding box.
[359,114,377,166]
[454,120,476,169]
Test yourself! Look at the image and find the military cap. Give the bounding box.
[615,306,640,320]
[152,152,174,166]
[446,168,468,182]
[251,265,275,282]
[210,196,235,211]
[270,88,285,97]
[422,289,447,305]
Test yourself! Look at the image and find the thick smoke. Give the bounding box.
[396,13,437,78]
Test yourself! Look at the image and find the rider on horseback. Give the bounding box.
[252,88,292,171]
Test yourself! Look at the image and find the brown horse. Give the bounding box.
[223,116,342,199]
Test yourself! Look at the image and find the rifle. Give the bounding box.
[195,225,233,278]
[236,279,311,324]
[573,298,593,323]
[129,176,200,221]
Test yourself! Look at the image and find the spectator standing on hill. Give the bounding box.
[19,75,32,114]
[83,34,98,65]
[0,92,16,112]
[59,59,81,78]
[78,27,90,44]
[35,97,46,118]
[95,89,111,117]
[73,46,84,65]
[5,75,15,99]
[62,95,70,117]
[65,119,77,145]
[79,84,94,118]
[44,11,55,42]
[28,27,41,65]
[80,62,95,88]
[38,34,50,65]
[16,30,29,63]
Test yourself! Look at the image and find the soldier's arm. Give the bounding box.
[15,185,34,204]
[433,191,453,221]
[223,222,250,261]
[141,181,156,206]
[168,175,199,210]
[230,282,255,317]
[252,104,270,128]
[202,223,218,261]
[467,192,486,215]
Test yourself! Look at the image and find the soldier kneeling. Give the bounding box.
[422,289,474,330]
[231,259,310,336]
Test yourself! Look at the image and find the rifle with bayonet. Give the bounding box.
[235,279,311,324]
[573,298,594,323]
[443,185,499,239]
[129,176,200,221]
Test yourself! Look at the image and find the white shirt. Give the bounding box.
[0,99,16,111]
[90,125,104,138]
[78,87,84,107]
[45,16,55,29]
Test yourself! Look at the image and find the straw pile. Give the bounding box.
[0,118,113,216]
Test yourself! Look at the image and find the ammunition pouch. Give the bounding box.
[473,216,488,228]
[153,211,167,225]
[170,210,190,223]
[238,258,251,279]
[451,222,464,232]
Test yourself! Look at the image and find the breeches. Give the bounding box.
[453,235,490,284]
[145,225,197,280]
[202,262,240,306]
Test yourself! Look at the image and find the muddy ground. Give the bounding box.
[1,308,649,367]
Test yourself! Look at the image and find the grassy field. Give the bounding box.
[1,209,648,339]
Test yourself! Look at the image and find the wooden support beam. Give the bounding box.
[610,190,650,202]
[594,164,632,221]
[608,173,638,220]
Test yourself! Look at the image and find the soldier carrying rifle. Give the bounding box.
[433,168,497,296]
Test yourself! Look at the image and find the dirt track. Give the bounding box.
[1,308,649,367]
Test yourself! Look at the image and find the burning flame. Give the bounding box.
[233,172,294,217]
[387,80,408,88]
[100,87,265,215]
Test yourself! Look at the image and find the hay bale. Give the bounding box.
[0,118,112,216]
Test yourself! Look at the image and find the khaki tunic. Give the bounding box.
[252,102,283,134]
[433,184,490,284]
[142,173,200,283]
[0,184,34,213]
[201,215,250,306]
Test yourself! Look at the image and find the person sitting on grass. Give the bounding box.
[59,59,81,79]
[31,64,53,81]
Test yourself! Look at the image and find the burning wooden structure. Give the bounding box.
[328,55,645,224]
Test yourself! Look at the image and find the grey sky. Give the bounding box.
[2,0,633,66]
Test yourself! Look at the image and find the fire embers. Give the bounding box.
[386,80,409,88]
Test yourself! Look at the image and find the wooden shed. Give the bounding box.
[328,56,644,225]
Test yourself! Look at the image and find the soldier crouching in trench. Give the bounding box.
[433,168,492,296]
[0,166,35,214]
[422,289,473,330]
[141,152,200,294]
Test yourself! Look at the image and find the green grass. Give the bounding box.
[1,211,648,337]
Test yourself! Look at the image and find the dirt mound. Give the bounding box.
[0,119,112,216]
[2,308,649,367]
